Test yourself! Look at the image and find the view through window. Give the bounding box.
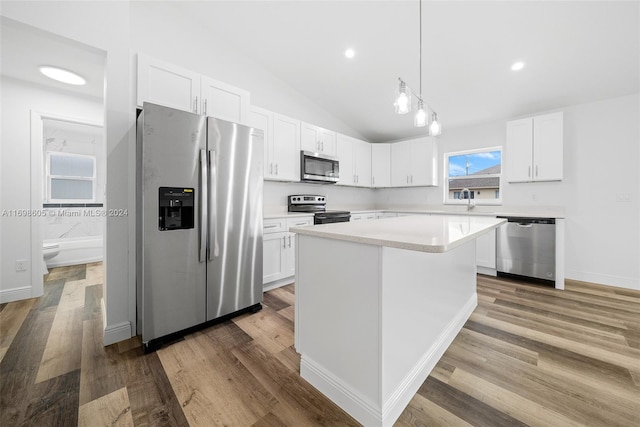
[445,148,502,204]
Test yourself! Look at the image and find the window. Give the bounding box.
[444,147,502,205]
[46,152,96,203]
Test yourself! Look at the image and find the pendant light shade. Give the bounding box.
[394,80,411,114]
[429,112,442,136]
[392,0,442,135]
[414,100,427,127]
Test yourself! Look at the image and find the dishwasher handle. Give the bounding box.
[498,216,555,225]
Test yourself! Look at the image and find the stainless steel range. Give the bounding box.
[288,195,350,224]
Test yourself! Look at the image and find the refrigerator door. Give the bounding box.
[140,102,207,343]
[206,117,263,320]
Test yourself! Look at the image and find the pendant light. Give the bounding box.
[394,0,441,134]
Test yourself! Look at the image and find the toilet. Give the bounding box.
[42,243,60,274]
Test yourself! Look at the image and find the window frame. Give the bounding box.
[46,151,97,203]
[443,146,503,206]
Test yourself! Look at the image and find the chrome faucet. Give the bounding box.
[461,188,475,211]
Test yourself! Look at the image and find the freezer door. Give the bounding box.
[206,117,263,320]
[139,102,207,343]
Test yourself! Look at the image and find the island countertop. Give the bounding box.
[290,214,507,253]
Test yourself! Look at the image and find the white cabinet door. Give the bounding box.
[506,118,534,182]
[337,134,355,186]
[353,139,371,187]
[137,54,200,113]
[507,112,563,183]
[476,228,496,270]
[249,106,274,179]
[371,143,391,188]
[410,137,438,186]
[263,232,287,283]
[201,76,250,125]
[375,212,397,219]
[533,112,563,181]
[391,141,411,186]
[301,122,337,156]
[272,113,301,181]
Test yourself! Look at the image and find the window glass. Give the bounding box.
[47,153,96,202]
[445,148,502,204]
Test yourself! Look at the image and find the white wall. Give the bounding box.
[264,181,376,214]
[376,94,640,289]
[129,2,367,140]
[2,1,134,345]
[0,77,103,301]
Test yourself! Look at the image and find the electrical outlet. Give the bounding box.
[15,260,28,272]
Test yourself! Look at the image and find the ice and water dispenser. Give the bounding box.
[158,187,194,231]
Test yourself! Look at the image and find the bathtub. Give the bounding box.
[44,236,103,268]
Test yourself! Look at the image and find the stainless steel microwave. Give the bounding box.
[300,151,339,184]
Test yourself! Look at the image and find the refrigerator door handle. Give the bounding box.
[199,149,208,262]
[208,149,217,261]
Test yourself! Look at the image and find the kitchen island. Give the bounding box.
[290,215,507,427]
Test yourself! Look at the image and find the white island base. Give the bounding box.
[295,234,479,426]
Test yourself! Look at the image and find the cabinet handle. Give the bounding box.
[528,166,531,177]
[270,163,273,174]
[282,236,286,249]
[194,96,199,114]
[535,165,539,177]
[204,99,208,115]
[411,175,413,184]
[321,141,324,151]
[275,164,279,175]
[356,175,359,183]
[288,235,292,248]
[264,224,278,229]
[406,176,409,184]
[372,176,375,186]
[294,222,307,226]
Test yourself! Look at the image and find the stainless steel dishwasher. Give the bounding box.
[496,217,556,282]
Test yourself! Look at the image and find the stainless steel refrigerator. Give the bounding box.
[136,102,263,350]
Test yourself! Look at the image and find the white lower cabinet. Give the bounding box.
[475,227,496,274]
[375,212,397,219]
[350,212,376,221]
[263,216,313,287]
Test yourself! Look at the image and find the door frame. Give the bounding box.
[30,110,104,298]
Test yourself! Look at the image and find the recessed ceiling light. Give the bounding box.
[345,48,355,59]
[39,66,86,85]
[511,61,525,71]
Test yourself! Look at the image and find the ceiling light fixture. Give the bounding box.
[39,65,86,85]
[393,0,441,135]
[511,61,525,71]
[345,48,355,59]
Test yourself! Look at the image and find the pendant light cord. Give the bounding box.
[419,0,422,101]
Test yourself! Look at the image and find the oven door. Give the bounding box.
[301,151,339,183]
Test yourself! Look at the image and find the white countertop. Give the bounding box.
[290,215,507,253]
[264,212,314,219]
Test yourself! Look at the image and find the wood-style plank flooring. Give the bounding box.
[1,263,639,426]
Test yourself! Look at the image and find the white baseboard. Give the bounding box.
[566,269,639,291]
[301,293,477,427]
[301,356,382,426]
[101,298,132,346]
[263,276,294,292]
[0,286,33,303]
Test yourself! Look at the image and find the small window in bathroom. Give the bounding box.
[46,152,96,202]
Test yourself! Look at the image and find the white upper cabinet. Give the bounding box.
[371,143,391,188]
[137,54,201,113]
[506,112,563,182]
[137,54,250,124]
[201,76,249,125]
[390,136,438,187]
[337,134,371,187]
[249,106,300,182]
[301,122,337,156]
